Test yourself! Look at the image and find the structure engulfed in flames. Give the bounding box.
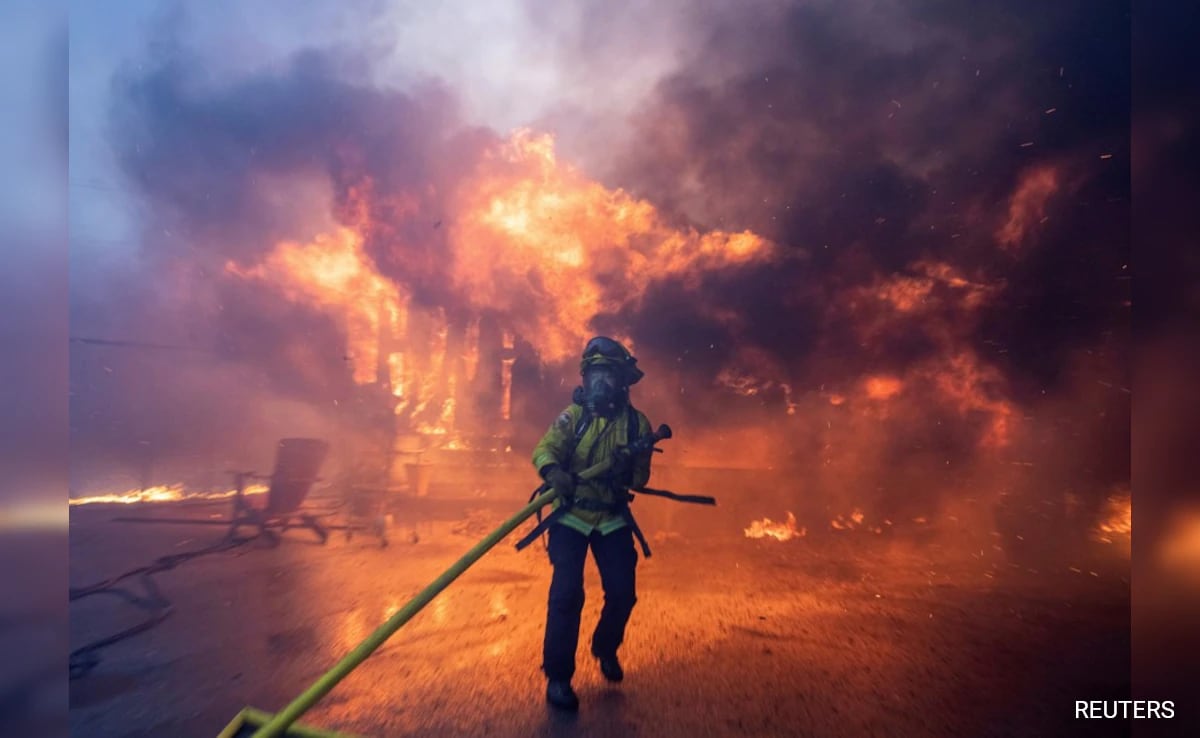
[744,511,805,541]
[224,130,778,450]
[206,125,1057,494]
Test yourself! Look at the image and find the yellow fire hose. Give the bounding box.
[219,429,668,738]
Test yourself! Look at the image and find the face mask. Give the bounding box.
[583,366,623,414]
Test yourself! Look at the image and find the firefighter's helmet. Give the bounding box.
[579,336,644,386]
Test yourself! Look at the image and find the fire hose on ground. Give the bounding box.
[69,533,263,679]
[70,500,353,678]
[220,424,696,738]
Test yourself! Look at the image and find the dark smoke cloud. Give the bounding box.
[582,0,1130,531]
[611,0,1128,407]
[71,1,1128,548]
[112,48,467,255]
[73,41,488,490]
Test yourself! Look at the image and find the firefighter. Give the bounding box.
[531,336,654,711]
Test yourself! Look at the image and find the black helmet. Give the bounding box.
[580,336,644,385]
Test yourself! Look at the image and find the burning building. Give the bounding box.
[66,0,1130,554]
[61,2,1139,736]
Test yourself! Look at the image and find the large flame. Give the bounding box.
[744,511,805,541]
[223,130,779,444]
[926,351,1015,449]
[451,129,776,362]
[215,127,1054,486]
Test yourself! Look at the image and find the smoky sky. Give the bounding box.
[71,0,1130,503]
[614,0,1129,397]
[111,48,470,258]
[2,13,67,506]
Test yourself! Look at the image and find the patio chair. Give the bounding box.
[228,438,331,544]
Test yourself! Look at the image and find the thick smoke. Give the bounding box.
[605,0,1129,523]
[71,1,1128,551]
[72,46,485,491]
[613,0,1128,379]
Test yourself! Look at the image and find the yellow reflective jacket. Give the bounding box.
[532,403,653,536]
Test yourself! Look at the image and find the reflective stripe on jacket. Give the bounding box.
[532,403,652,536]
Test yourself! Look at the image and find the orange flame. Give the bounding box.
[924,351,1015,448]
[1092,491,1132,544]
[224,130,780,444]
[744,511,805,541]
[860,261,1001,330]
[69,483,269,506]
[865,376,903,400]
[830,508,865,530]
[226,227,400,385]
[830,508,889,534]
[388,352,405,398]
[713,346,798,415]
[450,129,776,362]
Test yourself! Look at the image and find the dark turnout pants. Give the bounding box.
[542,524,638,682]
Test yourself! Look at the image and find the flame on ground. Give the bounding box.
[69,483,269,506]
[744,511,805,541]
[1092,491,1132,544]
[831,508,890,534]
[231,130,777,373]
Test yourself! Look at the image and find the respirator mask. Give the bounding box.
[582,365,624,415]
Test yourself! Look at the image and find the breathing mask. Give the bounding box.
[583,364,624,415]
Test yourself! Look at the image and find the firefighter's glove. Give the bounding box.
[609,449,635,488]
[543,465,576,502]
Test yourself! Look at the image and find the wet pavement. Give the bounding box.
[69,498,1131,738]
